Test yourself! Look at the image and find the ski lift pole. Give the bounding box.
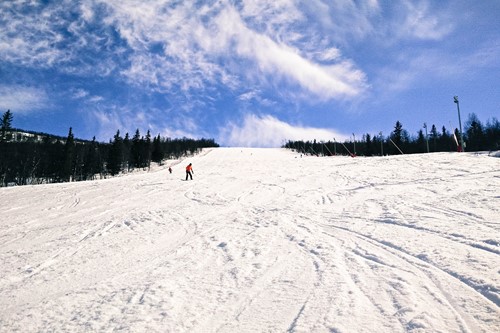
[389,138,404,155]
[309,145,318,156]
[340,141,355,157]
[352,133,356,155]
[379,132,383,156]
[323,142,334,156]
[454,96,465,152]
[423,123,429,153]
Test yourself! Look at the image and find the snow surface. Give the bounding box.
[1,148,499,333]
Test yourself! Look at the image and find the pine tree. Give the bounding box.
[108,130,123,176]
[1,110,13,141]
[145,130,152,169]
[83,136,100,180]
[61,127,75,182]
[123,133,131,171]
[416,129,425,153]
[439,126,450,151]
[430,124,438,152]
[151,134,164,164]
[390,121,405,154]
[392,121,403,143]
[485,118,500,150]
[131,129,141,168]
[465,113,485,151]
[363,133,373,156]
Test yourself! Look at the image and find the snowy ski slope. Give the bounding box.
[1,148,499,332]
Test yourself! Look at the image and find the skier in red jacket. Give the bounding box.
[185,163,193,180]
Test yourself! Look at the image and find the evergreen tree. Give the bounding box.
[151,134,164,164]
[131,129,142,168]
[465,113,485,151]
[145,130,152,169]
[372,134,382,156]
[61,127,75,182]
[39,136,60,183]
[416,129,425,153]
[390,121,405,154]
[392,121,403,143]
[430,124,438,152]
[439,126,451,152]
[363,133,373,156]
[485,117,500,151]
[108,130,123,176]
[123,133,131,171]
[82,136,100,180]
[1,110,13,141]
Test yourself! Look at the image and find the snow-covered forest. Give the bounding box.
[1,148,499,332]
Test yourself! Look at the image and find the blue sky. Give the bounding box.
[1,0,499,147]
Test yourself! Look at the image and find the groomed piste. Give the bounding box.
[1,148,499,332]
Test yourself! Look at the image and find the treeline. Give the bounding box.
[284,114,500,156]
[0,111,219,186]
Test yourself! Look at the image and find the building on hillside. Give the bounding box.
[2,130,70,144]
[3,130,44,143]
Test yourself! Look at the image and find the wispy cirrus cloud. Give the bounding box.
[223,6,367,99]
[71,88,89,99]
[1,0,498,146]
[94,0,368,100]
[0,85,49,114]
[397,0,453,41]
[302,0,381,43]
[0,0,386,106]
[238,90,275,108]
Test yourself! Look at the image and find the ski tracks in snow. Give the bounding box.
[0,149,499,332]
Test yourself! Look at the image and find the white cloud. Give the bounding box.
[239,91,259,102]
[0,85,49,114]
[219,114,348,148]
[238,90,275,107]
[71,88,104,105]
[72,89,89,99]
[301,0,381,43]
[207,6,367,99]
[89,96,105,103]
[315,48,342,62]
[98,0,367,100]
[399,0,453,40]
[301,0,453,46]
[1,0,368,104]
[79,2,94,22]
[0,1,69,67]
[239,0,304,38]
